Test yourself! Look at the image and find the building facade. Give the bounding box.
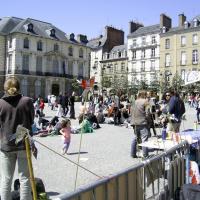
[160,14,200,85]
[0,17,90,98]
[87,26,124,92]
[127,22,160,88]
[100,44,128,92]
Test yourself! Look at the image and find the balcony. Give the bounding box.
[192,60,199,65]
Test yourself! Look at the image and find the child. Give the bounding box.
[60,119,72,154]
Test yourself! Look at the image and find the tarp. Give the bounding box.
[184,71,200,86]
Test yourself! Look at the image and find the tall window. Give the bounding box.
[192,50,198,64]
[109,64,113,73]
[133,39,136,47]
[78,62,83,76]
[165,53,170,67]
[79,48,83,58]
[118,51,121,58]
[36,56,43,73]
[114,64,118,72]
[141,49,145,58]
[181,69,185,81]
[121,63,125,72]
[181,51,186,65]
[62,61,66,75]
[21,79,28,96]
[68,61,73,75]
[132,50,136,60]
[37,41,43,51]
[8,54,12,73]
[35,80,41,98]
[9,36,12,48]
[165,39,170,49]
[181,35,186,46]
[54,44,59,51]
[151,36,156,44]
[151,60,155,71]
[142,37,146,45]
[151,48,155,57]
[68,46,73,56]
[53,60,59,75]
[193,34,198,44]
[132,62,136,72]
[22,55,29,73]
[141,61,145,71]
[23,38,29,49]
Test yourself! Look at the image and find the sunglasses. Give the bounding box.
[166,94,170,96]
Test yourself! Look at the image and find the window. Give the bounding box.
[50,29,56,37]
[165,53,170,67]
[151,36,156,44]
[165,39,170,49]
[181,36,186,46]
[142,37,146,46]
[109,65,113,73]
[53,60,59,75]
[114,64,118,72]
[68,61,73,75]
[121,63,125,72]
[54,44,59,51]
[68,46,73,56]
[141,61,145,71]
[192,50,198,64]
[151,60,155,71]
[181,69,185,81]
[193,19,198,27]
[133,39,136,47]
[151,48,155,57]
[9,36,12,48]
[79,48,83,58]
[27,23,33,32]
[23,38,29,49]
[21,79,28,96]
[118,51,121,58]
[78,62,84,76]
[181,51,186,65]
[22,55,29,73]
[193,34,198,44]
[37,41,43,51]
[36,56,43,73]
[132,50,136,60]
[8,54,12,73]
[62,61,66,75]
[107,53,110,59]
[141,49,145,58]
[35,80,41,98]
[132,62,136,72]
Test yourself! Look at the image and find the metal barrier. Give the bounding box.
[54,141,189,200]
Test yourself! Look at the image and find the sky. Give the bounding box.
[1,0,200,40]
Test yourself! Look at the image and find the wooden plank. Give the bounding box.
[80,191,93,200]
[107,178,117,200]
[94,185,106,200]
[118,174,128,200]
[128,171,137,200]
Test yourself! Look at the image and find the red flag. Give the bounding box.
[81,80,86,89]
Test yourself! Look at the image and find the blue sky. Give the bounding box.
[1,0,200,40]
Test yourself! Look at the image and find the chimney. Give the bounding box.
[129,21,143,34]
[160,14,172,30]
[77,34,88,43]
[179,13,186,27]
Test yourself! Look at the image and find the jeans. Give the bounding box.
[0,150,32,200]
[63,141,70,153]
[131,125,149,157]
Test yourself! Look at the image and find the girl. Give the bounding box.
[60,119,72,154]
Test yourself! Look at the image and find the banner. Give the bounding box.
[81,77,95,89]
[184,71,200,85]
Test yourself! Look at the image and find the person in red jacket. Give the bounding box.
[39,98,45,116]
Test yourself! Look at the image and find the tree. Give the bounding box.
[71,77,80,93]
[171,73,184,93]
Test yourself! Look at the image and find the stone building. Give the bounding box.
[127,21,160,88]
[0,17,90,98]
[160,13,200,84]
[100,44,128,93]
[87,26,124,92]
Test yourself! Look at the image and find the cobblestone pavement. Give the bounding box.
[0,103,196,199]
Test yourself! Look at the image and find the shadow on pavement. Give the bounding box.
[68,151,88,155]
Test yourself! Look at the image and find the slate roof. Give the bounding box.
[127,24,160,38]
[0,16,87,45]
[110,44,127,52]
[87,35,107,49]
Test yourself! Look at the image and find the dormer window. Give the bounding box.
[184,21,189,29]
[27,23,33,32]
[193,19,198,27]
[24,38,29,49]
[79,48,83,58]
[50,29,56,37]
[54,43,59,51]
[162,26,166,33]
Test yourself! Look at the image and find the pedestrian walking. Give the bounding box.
[69,92,76,119]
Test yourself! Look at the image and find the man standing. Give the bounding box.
[131,90,149,158]
[69,91,76,119]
